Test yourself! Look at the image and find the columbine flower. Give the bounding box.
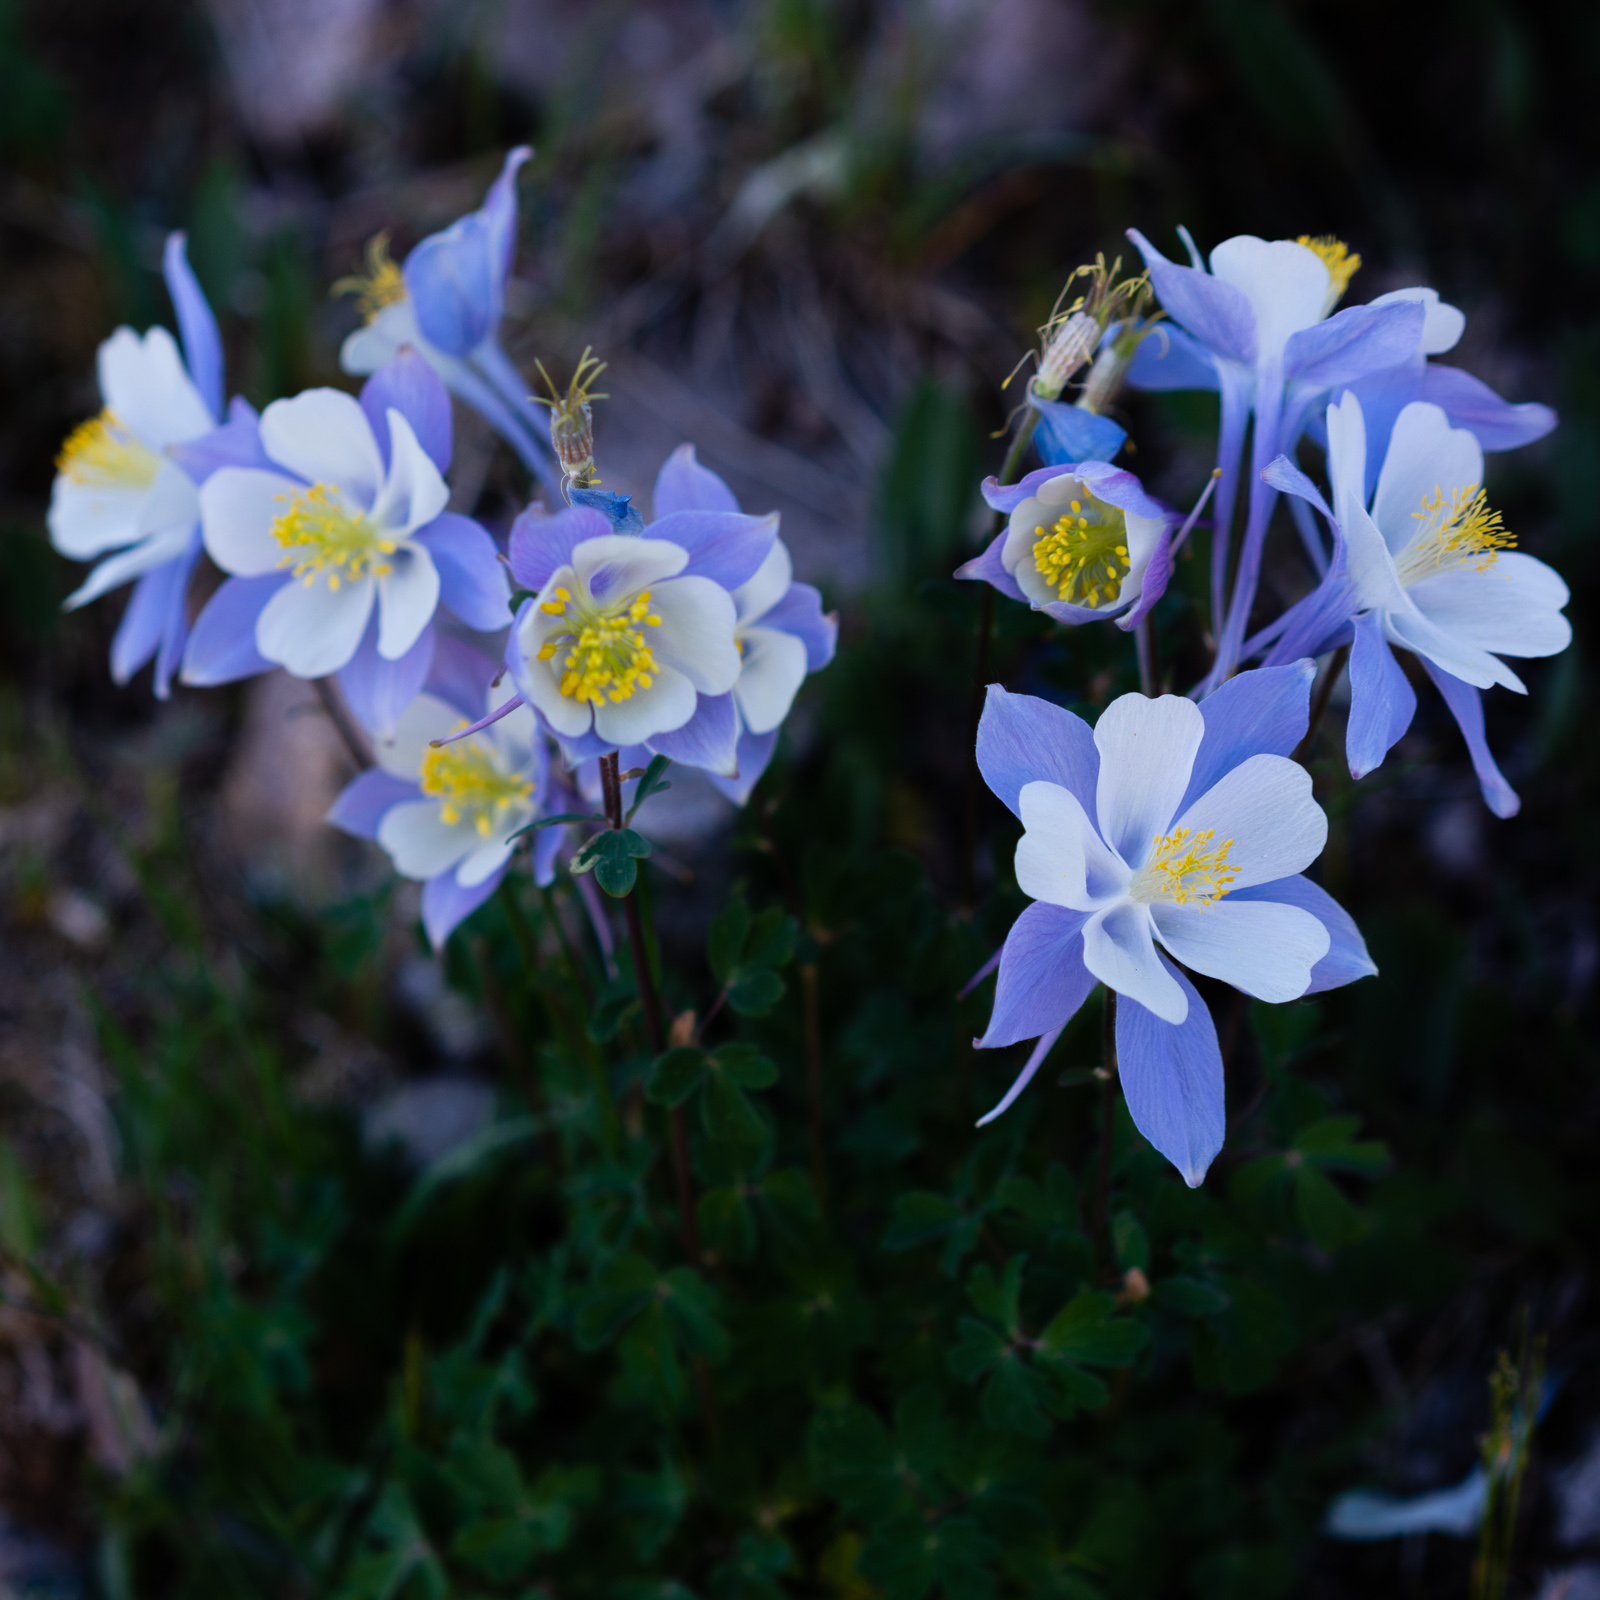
[1265,393,1571,817]
[47,233,238,697]
[338,147,559,493]
[972,668,1376,1185]
[184,352,508,734]
[328,640,557,948]
[503,483,779,771]
[955,462,1174,632]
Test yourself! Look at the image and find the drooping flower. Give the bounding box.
[1264,393,1571,817]
[184,352,509,736]
[972,669,1376,1185]
[1124,230,1426,679]
[502,481,779,773]
[338,147,559,494]
[955,461,1175,632]
[328,639,559,948]
[47,233,244,697]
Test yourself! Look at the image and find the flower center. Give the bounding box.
[272,484,396,590]
[1297,235,1361,309]
[536,586,663,705]
[1393,484,1514,585]
[332,233,408,324]
[1130,826,1239,908]
[419,738,534,837]
[1032,488,1130,608]
[56,410,162,490]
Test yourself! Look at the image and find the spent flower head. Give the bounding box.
[535,348,609,489]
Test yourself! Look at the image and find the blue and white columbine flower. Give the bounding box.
[184,352,508,737]
[329,641,558,949]
[973,667,1376,1185]
[647,445,837,802]
[956,461,1175,631]
[47,234,241,697]
[1265,393,1571,817]
[504,488,777,772]
[339,147,559,495]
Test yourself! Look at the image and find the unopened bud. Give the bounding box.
[1121,1266,1151,1303]
[668,1009,697,1049]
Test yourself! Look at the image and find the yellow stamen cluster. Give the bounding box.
[1394,483,1514,585]
[419,739,534,837]
[1297,235,1361,307]
[271,483,396,590]
[536,585,663,706]
[332,233,408,322]
[56,410,162,490]
[1032,490,1130,608]
[1133,826,1239,908]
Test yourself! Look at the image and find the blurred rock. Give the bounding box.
[364,1077,495,1168]
[394,957,492,1059]
[45,890,107,952]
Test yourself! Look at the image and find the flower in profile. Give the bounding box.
[338,148,558,492]
[1264,393,1571,817]
[503,480,779,772]
[972,669,1376,1185]
[955,461,1174,632]
[47,233,242,697]
[184,351,508,736]
[328,640,558,948]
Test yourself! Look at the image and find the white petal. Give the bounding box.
[735,540,793,625]
[591,661,698,745]
[1325,390,1370,537]
[260,389,384,507]
[488,700,540,766]
[1094,692,1204,869]
[97,325,213,446]
[376,545,440,659]
[457,831,520,888]
[136,458,201,540]
[48,478,145,559]
[1015,781,1129,910]
[649,574,741,694]
[1000,500,1059,608]
[571,534,687,599]
[514,617,594,739]
[64,525,194,610]
[257,574,375,678]
[1150,899,1329,1002]
[1208,235,1330,355]
[1373,402,1484,557]
[374,692,464,779]
[201,467,304,576]
[1174,754,1327,889]
[340,300,418,376]
[370,408,450,537]
[1384,605,1524,692]
[1371,287,1464,355]
[733,626,807,734]
[378,799,473,881]
[1344,505,1411,616]
[1407,553,1571,661]
[1082,901,1187,1024]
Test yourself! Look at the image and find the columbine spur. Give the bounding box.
[973,668,1375,1185]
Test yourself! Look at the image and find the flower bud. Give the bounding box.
[535,348,608,489]
[1032,310,1099,402]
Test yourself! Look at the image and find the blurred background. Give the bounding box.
[0,0,1597,1594]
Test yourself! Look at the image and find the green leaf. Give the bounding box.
[966,1256,1024,1333]
[573,1253,659,1350]
[1294,1165,1369,1251]
[726,968,785,1017]
[743,906,797,970]
[701,1074,768,1146]
[947,1315,1009,1383]
[1038,1292,1147,1367]
[715,1042,779,1089]
[660,1267,729,1361]
[1112,1210,1149,1271]
[697,1187,756,1261]
[708,899,751,982]
[570,828,653,897]
[1153,1276,1232,1317]
[982,1353,1052,1437]
[883,1191,963,1250]
[1294,1115,1389,1173]
[451,1518,537,1582]
[1050,1363,1111,1416]
[626,753,673,819]
[647,1047,710,1107]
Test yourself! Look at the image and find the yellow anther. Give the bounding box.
[271,483,396,585]
[1031,483,1132,608]
[1394,483,1515,585]
[56,410,162,490]
[419,737,534,837]
[332,233,408,323]
[1297,235,1361,308]
[539,586,664,706]
[1132,826,1239,908]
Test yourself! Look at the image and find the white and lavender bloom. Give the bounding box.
[184,352,509,737]
[502,486,780,773]
[972,669,1375,1185]
[47,234,244,697]
[1265,393,1571,817]
[1124,231,1425,679]
[646,445,837,802]
[956,461,1175,631]
[338,147,559,495]
[328,640,559,949]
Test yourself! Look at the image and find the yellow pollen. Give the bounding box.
[56,410,162,490]
[537,587,663,706]
[1131,826,1239,908]
[1394,483,1515,585]
[419,738,534,837]
[271,483,396,587]
[1031,483,1131,608]
[332,233,408,322]
[1297,235,1361,307]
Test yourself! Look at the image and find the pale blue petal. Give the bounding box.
[1032,399,1126,465]
[1421,660,1521,818]
[645,690,738,776]
[361,351,453,475]
[707,726,780,806]
[425,634,501,721]
[415,512,510,630]
[976,685,1099,819]
[328,770,421,840]
[980,463,1080,515]
[422,865,505,950]
[339,618,436,740]
[1230,875,1377,994]
[1283,299,1425,387]
[975,1025,1066,1127]
[507,504,611,592]
[759,583,837,671]
[569,488,645,532]
[180,574,280,684]
[1417,365,1558,453]
[954,531,1028,603]
[1124,323,1220,392]
[652,509,778,591]
[976,902,1095,1049]
[1126,228,1256,367]
[1346,611,1416,779]
[1261,452,1334,523]
[653,442,740,515]
[162,233,223,422]
[168,397,270,485]
[1180,659,1314,814]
